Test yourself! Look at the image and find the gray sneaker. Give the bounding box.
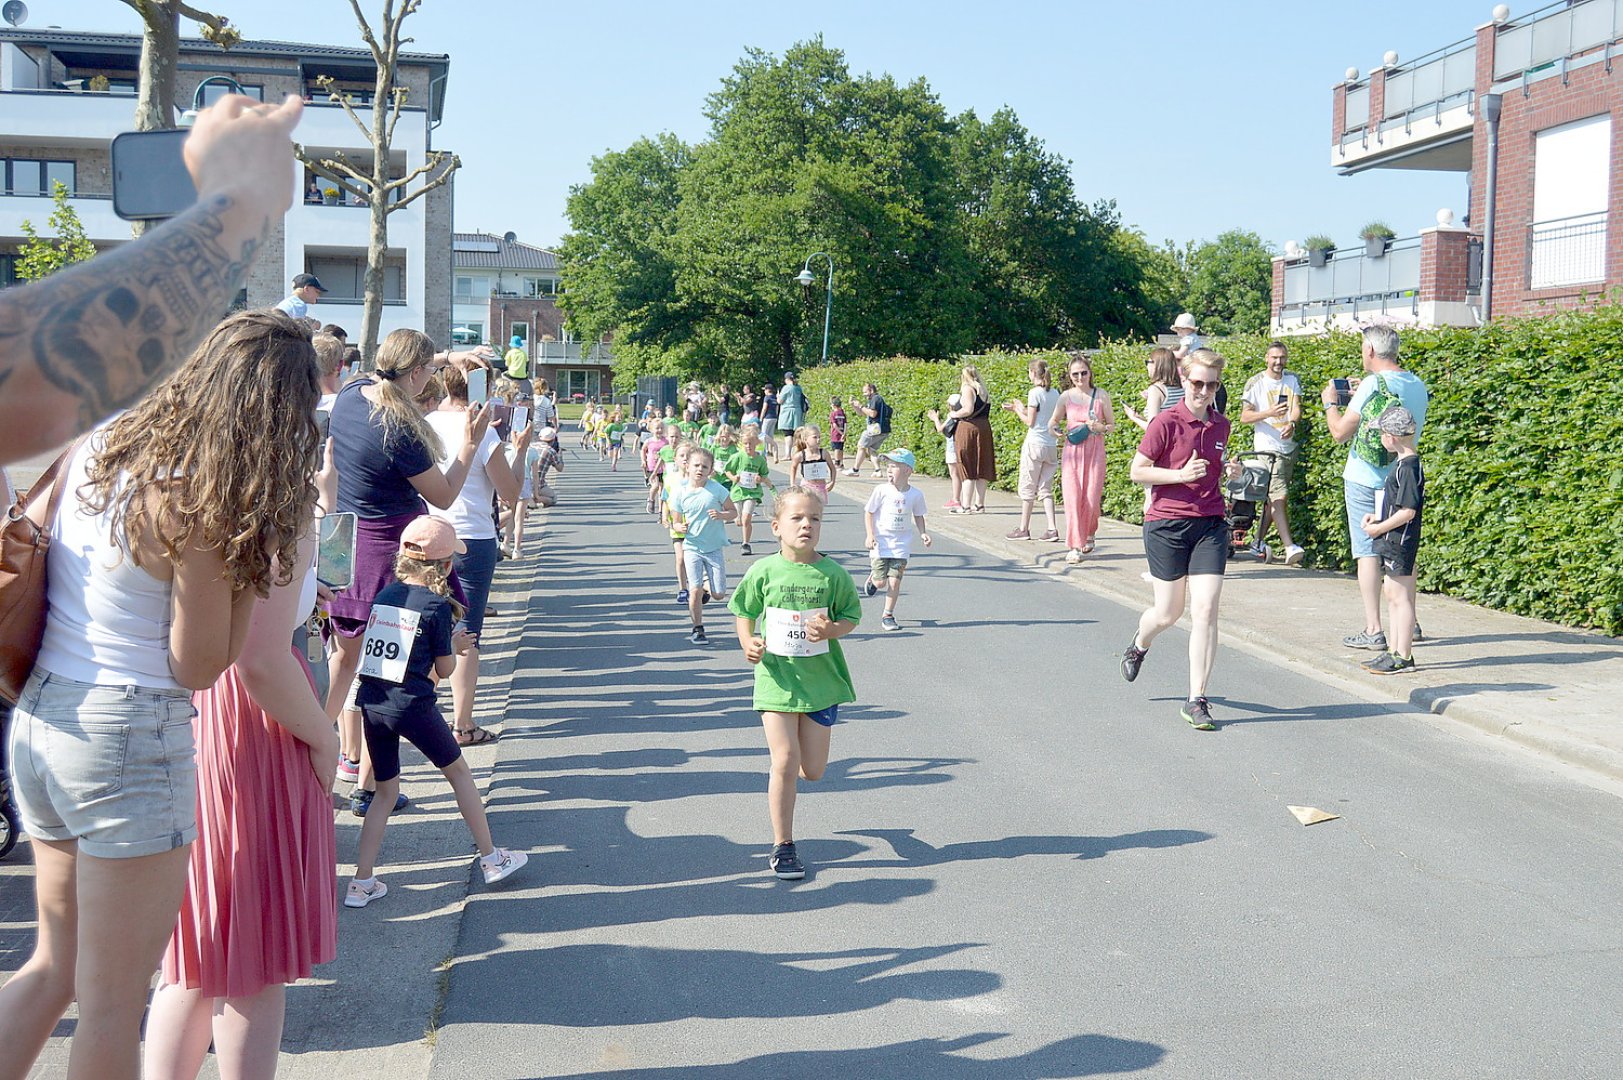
[1342,629,1388,651]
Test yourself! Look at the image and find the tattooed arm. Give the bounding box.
[0,95,304,466]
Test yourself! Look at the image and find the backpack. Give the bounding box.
[1351,373,1397,471]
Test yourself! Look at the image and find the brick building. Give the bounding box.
[1276,0,1623,332]
[0,27,454,341]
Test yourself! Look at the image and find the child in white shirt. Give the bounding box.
[862,449,931,632]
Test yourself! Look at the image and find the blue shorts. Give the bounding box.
[808,704,839,727]
[1344,478,1380,560]
[453,536,499,638]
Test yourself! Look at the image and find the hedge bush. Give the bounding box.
[789,309,1623,635]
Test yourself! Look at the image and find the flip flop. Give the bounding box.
[454,727,499,746]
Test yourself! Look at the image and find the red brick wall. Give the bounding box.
[1368,67,1387,133]
[1420,228,1474,304]
[1333,82,1348,143]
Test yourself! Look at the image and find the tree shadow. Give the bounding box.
[833,826,1213,868]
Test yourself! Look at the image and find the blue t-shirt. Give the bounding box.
[674,479,733,552]
[355,581,455,714]
[275,294,309,319]
[1343,370,1429,489]
[331,380,435,519]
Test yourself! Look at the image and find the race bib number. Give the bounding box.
[763,606,829,658]
[359,604,419,684]
[739,470,760,489]
[887,501,911,531]
[801,460,831,482]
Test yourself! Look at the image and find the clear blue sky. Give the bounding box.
[35,0,1493,252]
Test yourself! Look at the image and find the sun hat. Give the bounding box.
[399,516,466,561]
[1374,405,1416,436]
[882,448,917,470]
[536,426,557,442]
[1171,313,1199,332]
[947,393,962,407]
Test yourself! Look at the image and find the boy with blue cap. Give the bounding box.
[863,448,932,631]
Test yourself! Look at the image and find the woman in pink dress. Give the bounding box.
[1057,352,1116,563]
[144,526,339,1078]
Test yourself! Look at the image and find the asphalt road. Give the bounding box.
[429,453,1623,1079]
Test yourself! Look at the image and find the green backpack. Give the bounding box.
[1351,373,1396,471]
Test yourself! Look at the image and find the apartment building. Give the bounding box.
[1276,0,1623,332]
[0,26,454,342]
[453,230,614,401]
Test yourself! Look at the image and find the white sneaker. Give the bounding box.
[481,847,529,885]
[345,878,387,908]
[1284,544,1305,566]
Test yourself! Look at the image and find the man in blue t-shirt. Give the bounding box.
[275,273,326,319]
[1319,324,1429,654]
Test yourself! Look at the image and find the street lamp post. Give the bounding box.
[794,252,834,366]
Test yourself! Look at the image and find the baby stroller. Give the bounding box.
[1,702,17,859]
[1224,451,1279,562]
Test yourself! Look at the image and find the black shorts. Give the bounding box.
[1381,544,1419,578]
[362,698,461,783]
[1143,516,1229,581]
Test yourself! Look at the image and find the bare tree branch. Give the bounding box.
[385,154,458,213]
[345,0,384,64]
[312,74,375,143]
[385,85,408,147]
[292,145,373,195]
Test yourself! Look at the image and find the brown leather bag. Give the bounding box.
[0,443,80,705]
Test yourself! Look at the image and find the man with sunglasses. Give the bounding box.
[1121,349,1242,731]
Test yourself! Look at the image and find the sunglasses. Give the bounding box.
[1185,378,1222,392]
[1069,370,1091,378]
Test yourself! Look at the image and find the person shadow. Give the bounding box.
[833,827,1213,867]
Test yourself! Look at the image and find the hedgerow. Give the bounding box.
[788,309,1623,635]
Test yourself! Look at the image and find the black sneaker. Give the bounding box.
[1181,696,1218,731]
[863,579,879,598]
[769,842,806,880]
[1362,651,1415,675]
[1412,622,1425,642]
[350,789,410,818]
[741,543,753,556]
[677,588,690,605]
[1120,638,1147,683]
[690,626,708,645]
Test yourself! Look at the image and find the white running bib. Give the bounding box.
[359,604,419,684]
[739,470,760,490]
[763,606,828,658]
[801,460,831,482]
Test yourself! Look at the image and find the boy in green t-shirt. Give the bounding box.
[722,422,775,556]
[730,487,861,880]
[698,411,720,448]
[605,414,627,472]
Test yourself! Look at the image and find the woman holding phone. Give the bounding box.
[325,329,491,804]
[0,311,323,1080]
[427,356,532,746]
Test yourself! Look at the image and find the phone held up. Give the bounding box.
[1330,378,1354,408]
[111,130,197,221]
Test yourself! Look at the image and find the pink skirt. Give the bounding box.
[161,652,337,998]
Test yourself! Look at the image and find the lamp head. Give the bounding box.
[794,268,816,287]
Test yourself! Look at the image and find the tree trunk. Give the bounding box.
[130,6,179,238]
[359,46,393,366]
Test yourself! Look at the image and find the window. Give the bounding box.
[0,253,20,288]
[523,276,560,298]
[307,256,405,302]
[198,82,263,106]
[1530,114,1611,289]
[454,275,490,301]
[509,322,529,349]
[556,368,602,401]
[3,159,76,197]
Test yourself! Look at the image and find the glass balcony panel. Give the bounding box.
[1530,11,1575,69]
[1495,24,1534,79]
[1345,85,1369,129]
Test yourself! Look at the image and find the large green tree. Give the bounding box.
[1181,229,1274,336]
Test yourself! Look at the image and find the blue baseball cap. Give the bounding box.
[882,448,916,470]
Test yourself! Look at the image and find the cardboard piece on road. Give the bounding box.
[1288,805,1341,826]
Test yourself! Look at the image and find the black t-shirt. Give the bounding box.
[355,581,455,714]
[868,393,891,434]
[331,380,434,519]
[1374,454,1424,562]
[762,391,779,420]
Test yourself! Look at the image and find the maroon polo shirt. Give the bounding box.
[1137,400,1231,521]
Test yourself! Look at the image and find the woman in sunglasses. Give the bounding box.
[1119,349,1242,732]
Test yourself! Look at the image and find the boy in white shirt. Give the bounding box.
[862,449,932,632]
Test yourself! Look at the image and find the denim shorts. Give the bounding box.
[682,545,728,595]
[8,668,198,858]
[1344,478,1380,560]
[453,536,499,639]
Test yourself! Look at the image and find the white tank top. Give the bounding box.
[35,431,181,689]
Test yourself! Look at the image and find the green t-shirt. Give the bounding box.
[606,422,626,445]
[729,554,861,713]
[678,420,702,438]
[698,423,718,446]
[724,448,770,499]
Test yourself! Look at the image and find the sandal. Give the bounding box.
[454,726,499,746]
[1081,541,1096,555]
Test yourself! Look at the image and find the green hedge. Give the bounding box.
[790,311,1623,635]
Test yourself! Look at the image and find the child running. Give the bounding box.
[606,407,627,471]
[712,423,737,461]
[729,488,862,880]
[789,423,837,503]
[672,446,738,644]
[661,441,695,602]
[643,424,671,511]
[722,422,775,556]
[828,397,848,473]
[862,448,932,631]
[347,517,527,908]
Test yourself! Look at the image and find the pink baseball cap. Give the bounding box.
[399,516,466,561]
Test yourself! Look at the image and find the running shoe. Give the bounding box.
[677,588,690,605]
[1038,530,1061,543]
[1413,622,1425,642]
[769,842,806,880]
[1006,528,1031,540]
[863,578,879,597]
[1362,651,1416,675]
[480,847,529,885]
[741,543,753,556]
[1181,697,1218,731]
[1342,629,1388,651]
[344,878,388,908]
[690,626,708,645]
[881,614,900,632]
[350,790,410,818]
[943,500,961,510]
[1247,541,1271,561]
[1120,638,1147,683]
[1284,544,1305,566]
[337,755,359,783]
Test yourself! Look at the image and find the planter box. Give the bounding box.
[1364,236,1391,258]
[1308,247,1333,268]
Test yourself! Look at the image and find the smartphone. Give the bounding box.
[1331,378,1353,407]
[315,408,331,469]
[511,405,530,433]
[317,512,357,589]
[111,129,198,221]
[466,367,488,405]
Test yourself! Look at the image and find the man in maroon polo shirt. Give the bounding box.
[1120,349,1242,731]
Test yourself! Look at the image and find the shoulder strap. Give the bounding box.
[18,436,85,530]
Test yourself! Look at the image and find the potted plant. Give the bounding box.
[1304,234,1336,268]
[87,75,110,93]
[1361,221,1395,258]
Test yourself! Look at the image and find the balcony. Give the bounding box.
[1334,38,1477,175]
[1527,211,1607,290]
[0,87,152,145]
[1493,0,1623,85]
[1274,229,1483,333]
[0,191,126,244]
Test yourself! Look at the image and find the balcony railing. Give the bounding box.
[1528,212,1607,289]
[1279,236,1426,323]
[1381,37,1476,133]
[1494,0,1623,81]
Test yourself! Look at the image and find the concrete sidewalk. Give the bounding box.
[810,462,1623,784]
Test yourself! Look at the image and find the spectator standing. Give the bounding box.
[1239,340,1305,565]
[274,273,326,320]
[778,372,808,459]
[845,382,892,476]
[949,366,996,513]
[760,384,780,461]
[1056,352,1115,562]
[1320,325,1429,652]
[1005,358,1062,541]
[925,394,965,511]
[1359,406,1426,675]
[1123,347,1181,431]
[738,384,760,427]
